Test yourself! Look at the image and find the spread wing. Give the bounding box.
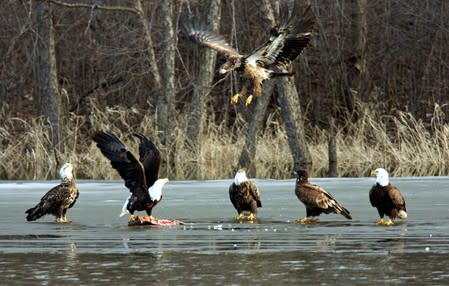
[92,131,147,193]
[182,18,242,58]
[250,4,314,67]
[133,133,161,188]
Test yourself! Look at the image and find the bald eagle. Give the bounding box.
[370,168,407,226]
[229,169,262,221]
[25,163,79,223]
[183,4,314,105]
[295,170,352,224]
[92,131,168,223]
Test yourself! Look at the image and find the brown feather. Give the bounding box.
[295,170,352,220]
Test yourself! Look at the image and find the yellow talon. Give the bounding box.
[376,218,385,225]
[245,95,253,105]
[129,214,139,222]
[384,219,394,226]
[247,213,256,221]
[231,94,240,104]
[235,213,244,221]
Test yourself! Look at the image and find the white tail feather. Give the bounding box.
[119,197,130,217]
[398,210,407,219]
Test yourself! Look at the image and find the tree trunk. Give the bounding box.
[159,0,176,145]
[276,76,312,171]
[237,0,277,177]
[134,0,164,138]
[33,1,62,158]
[253,0,312,173]
[185,0,222,150]
[238,81,274,176]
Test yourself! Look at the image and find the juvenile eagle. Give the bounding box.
[229,169,262,221]
[92,131,168,222]
[25,163,79,223]
[370,168,407,226]
[183,4,315,105]
[295,170,352,224]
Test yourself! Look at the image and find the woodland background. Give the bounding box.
[1,0,449,180]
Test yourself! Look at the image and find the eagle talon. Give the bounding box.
[247,213,256,221]
[235,213,245,221]
[245,95,253,106]
[231,94,240,104]
[129,214,139,222]
[298,217,317,224]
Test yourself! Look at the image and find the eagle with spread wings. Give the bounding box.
[183,4,315,105]
[92,131,168,223]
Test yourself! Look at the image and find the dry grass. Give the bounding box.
[1,101,449,180]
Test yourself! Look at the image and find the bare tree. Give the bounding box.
[240,0,312,173]
[185,1,222,148]
[33,0,62,155]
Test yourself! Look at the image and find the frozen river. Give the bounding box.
[0,177,448,285]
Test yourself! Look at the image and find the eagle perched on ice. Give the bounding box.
[183,3,315,105]
[92,131,168,223]
[370,168,407,226]
[25,163,79,223]
[229,169,262,221]
[295,170,352,224]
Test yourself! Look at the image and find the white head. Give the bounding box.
[374,168,389,187]
[59,163,74,182]
[148,178,169,202]
[234,169,248,185]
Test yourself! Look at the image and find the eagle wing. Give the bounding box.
[182,19,242,58]
[133,133,161,188]
[298,182,351,218]
[248,181,262,208]
[92,131,147,193]
[387,185,406,210]
[250,5,314,67]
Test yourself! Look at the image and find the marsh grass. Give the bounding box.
[1,101,449,180]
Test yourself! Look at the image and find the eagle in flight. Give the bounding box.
[26,163,79,223]
[183,4,315,105]
[92,131,168,224]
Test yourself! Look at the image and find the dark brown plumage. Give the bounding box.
[92,131,168,220]
[25,163,79,223]
[370,168,407,225]
[183,3,315,105]
[295,170,352,223]
[229,169,262,221]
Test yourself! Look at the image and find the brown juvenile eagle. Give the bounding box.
[183,4,315,105]
[229,169,262,221]
[370,168,407,226]
[92,131,168,223]
[26,163,79,223]
[295,169,352,224]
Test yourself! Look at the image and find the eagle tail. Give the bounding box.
[25,202,49,221]
[398,210,407,219]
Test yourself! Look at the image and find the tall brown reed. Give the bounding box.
[1,101,449,180]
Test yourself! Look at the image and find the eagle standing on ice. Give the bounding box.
[183,4,315,105]
[229,169,262,221]
[370,168,407,226]
[25,163,79,223]
[295,170,352,224]
[92,131,168,224]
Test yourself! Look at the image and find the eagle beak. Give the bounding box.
[370,170,376,176]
